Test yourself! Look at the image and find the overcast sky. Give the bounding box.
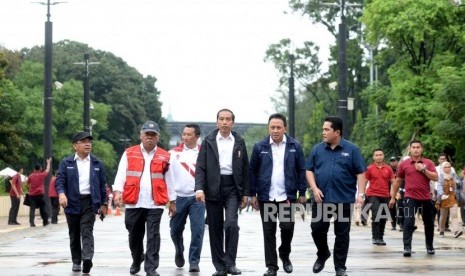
[0,0,333,123]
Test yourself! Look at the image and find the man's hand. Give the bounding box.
[389,197,396,209]
[312,187,324,203]
[59,193,68,208]
[251,196,259,210]
[240,196,248,209]
[196,191,205,203]
[298,196,307,205]
[99,205,108,221]
[113,191,122,207]
[356,194,365,206]
[168,201,177,217]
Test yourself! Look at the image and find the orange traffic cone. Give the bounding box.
[115,207,122,216]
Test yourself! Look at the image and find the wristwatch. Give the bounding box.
[421,167,426,173]
[358,193,365,198]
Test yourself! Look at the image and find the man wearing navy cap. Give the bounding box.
[113,120,177,276]
[55,131,108,274]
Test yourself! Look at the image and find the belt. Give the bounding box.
[80,194,91,200]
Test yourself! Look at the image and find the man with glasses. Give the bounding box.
[56,131,108,274]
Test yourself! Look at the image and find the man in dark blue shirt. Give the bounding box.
[306,116,366,276]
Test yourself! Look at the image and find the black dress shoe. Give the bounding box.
[263,268,277,276]
[82,259,92,273]
[72,263,81,272]
[227,265,242,275]
[336,269,348,276]
[403,247,412,257]
[147,271,160,276]
[175,251,185,267]
[280,256,293,273]
[189,263,200,272]
[373,239,386,246]
[313,252,331,273]
[427,246,435,255]
[130,254,145,275]
[212,270,227,276]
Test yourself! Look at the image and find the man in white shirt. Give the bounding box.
[169,124,205,272]
[249,113,307,276]
[113,121,176,276]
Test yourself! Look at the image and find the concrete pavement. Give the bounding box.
[0,209,465,276]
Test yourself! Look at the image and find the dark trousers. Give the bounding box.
[125,208,164,274]
[50,197,59,223]
[397,194,405,227]
[65,196,95,264]
[29,194,48,226]
[259,200,295,270]
[170,195,206,265]
[311,202,352,271]
[402,198,435,249]
[206,175,240,271]
[8,196,20,223]
[366,196,389,240]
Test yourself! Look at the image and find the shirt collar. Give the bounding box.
[139,143,157,155]
[269,135,287,145]
[74,153,90,161]
[216,131,233,141]
[183,144,199,151]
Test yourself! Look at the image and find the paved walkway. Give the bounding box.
[0,208,464,275]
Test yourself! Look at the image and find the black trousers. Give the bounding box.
[206,175,240,271]
[259,200,295,270]
[29,194,48,226]
[65,196,95,264]
[366,196,389,240]
[50,197,59,223]
[8,196,20,223]
[402,198,435,249]
[311,202,352,271]
[125,208,164,274]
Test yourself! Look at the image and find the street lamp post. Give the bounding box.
[288,54,295,138]
[33,0,65,219]
[74,54,99,132]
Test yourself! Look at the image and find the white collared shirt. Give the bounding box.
[168,144,199,197]
[113,144,176,209]
[269,136,287,201]
[216,131,235,175]
[74,153,91,195]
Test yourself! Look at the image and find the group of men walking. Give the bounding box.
[19,108,456,276]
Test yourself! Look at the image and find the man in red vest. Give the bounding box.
[114,120,177,276]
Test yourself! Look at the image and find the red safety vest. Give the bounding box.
[122,146,170,205]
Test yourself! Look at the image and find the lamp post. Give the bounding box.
[288,54,295,138]
[321,0,361,138]
[74,54,100,132]
[33,0,65,219]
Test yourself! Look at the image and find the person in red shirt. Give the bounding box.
[364,149,395,246]
[48,171,59,224]
[390,140,438,257]
[26,158,51,227]
[8,167,24,225]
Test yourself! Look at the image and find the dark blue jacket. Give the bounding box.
[55,154,107,214]
[249,134,307,201]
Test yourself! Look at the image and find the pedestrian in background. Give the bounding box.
[8,166,24,225]
[249,113,307,276]
[26,158,51,227]
[113,121,176,276]
[195,108,249,276]
[169,124,205,273]
[364,149,395,246]
[389,140,437,257]
[55,131,108,274]
[48,170,59,224]
[388,156,399,230]
[306,116,366,276]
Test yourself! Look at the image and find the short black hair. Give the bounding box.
[34,163,42,171]
[15,166,23,172]
[185,124,201,136]
[409,139,423,147]
[372,148,384,155]
[268,113,287,127]
[216,108,235,122]
[324,116,343,136]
